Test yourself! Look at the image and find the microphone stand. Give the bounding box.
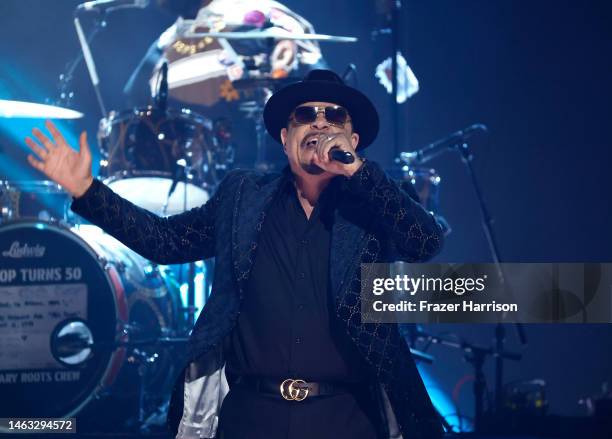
[411,328,521,433]
[455,140,529,422]
[400,129,529,425]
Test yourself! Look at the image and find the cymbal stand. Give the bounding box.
[161,153,199,330]
[53,14,106,108]
[72,13,108,118]
[239,87,273,172]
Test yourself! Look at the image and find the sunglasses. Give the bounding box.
[289,105,351,127]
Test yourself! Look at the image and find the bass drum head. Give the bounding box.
[0,221,126,421]
[105,176,210,216]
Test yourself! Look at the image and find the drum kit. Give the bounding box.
[0,20,453,433]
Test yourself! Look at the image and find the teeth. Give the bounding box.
[304,134,320,147]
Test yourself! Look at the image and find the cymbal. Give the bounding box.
[0,99,83,119]
[183,29,358,43]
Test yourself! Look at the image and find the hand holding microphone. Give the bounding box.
[329,147,355,164]
[311,133,363,177]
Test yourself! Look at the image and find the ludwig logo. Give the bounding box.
[1,241,46,258]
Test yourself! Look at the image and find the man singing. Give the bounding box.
[26,70,444,439]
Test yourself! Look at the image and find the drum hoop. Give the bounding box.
[104,106,211,127]
[1,180,66,194]
[0,220,129,416]
[103,172,209,191]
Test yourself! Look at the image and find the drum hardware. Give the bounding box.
[503,379,548,414]
[51,317,189,432]
[166,157,199,329]
[409,326,522,433]
[239,88,274,171]
[210,117,236,177]
[236,76,299,171]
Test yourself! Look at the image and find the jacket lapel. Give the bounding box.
[231,172,284,299]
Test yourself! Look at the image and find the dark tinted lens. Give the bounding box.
[324,106,349,125]
[293,106,318,124]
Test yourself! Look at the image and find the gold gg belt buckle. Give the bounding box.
[280,378,310,401]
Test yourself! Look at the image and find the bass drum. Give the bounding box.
[0,180,70,223]
[0,221,185,427]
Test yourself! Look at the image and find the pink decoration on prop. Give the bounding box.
[243,10,266,27]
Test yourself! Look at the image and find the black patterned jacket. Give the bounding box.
[71,160,444,439]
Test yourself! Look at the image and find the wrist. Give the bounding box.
[73,176,94,199]
[344,156,365,178]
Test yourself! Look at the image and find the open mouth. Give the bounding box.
[302,133,326,149]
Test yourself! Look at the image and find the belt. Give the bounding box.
[232,376,362,401]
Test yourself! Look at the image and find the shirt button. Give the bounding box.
[295,337,302,344]
[300,239,308,245]
[298,272,305,279]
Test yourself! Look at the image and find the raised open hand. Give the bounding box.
[25,120,94,198]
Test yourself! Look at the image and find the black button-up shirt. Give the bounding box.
[220,171,381,439]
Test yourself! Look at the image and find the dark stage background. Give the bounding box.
[1,0,611,424]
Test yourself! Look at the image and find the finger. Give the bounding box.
[312,151,328,171]
[319,136,336,163]
[32,127,56,150]
[314,135,328,159]
[25,136,48,159]
[78,131,91,160]
[27,154,45,172]
[45,120,68,147]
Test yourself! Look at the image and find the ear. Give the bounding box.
[350,132,360,150]
[280,128,288,154]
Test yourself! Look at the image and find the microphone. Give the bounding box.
[329,148,355,164]
[76,0,149,13]
[400,123,487,165]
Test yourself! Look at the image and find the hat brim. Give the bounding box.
[263,80,379,150]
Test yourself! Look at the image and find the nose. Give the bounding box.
[310,111,329,130]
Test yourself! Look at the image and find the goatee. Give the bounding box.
[301,163,325,175]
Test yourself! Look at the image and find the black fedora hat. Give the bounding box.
[263,69,379,150]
